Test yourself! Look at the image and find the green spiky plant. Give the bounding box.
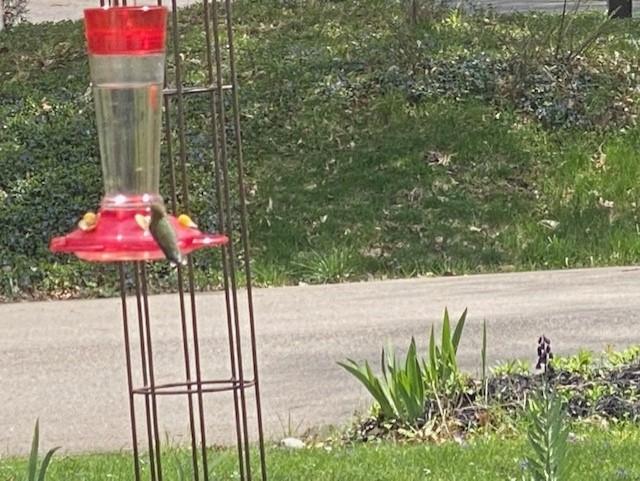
[522,389,571,481]
[25,420,60,481]
[522,337,571,481]
[338,308,467,423]
[424,308,467,396]
[338,338,426,422]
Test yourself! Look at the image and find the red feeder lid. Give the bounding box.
[84,6,167,55]
[50,207,228,263]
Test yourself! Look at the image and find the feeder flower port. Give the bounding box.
[50,6,227,262]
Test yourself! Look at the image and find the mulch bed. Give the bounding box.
[349,362,640,442]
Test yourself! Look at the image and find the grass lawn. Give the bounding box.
[1,1,640,298]
[1,424,639,480]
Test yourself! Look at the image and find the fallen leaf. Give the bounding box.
[539,219,559,230]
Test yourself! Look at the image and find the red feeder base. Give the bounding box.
[50,207,228,262]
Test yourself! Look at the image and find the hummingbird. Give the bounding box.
[136,203,184,265]
[150,203,184,265]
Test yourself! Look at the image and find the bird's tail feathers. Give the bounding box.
[169,255,188,268]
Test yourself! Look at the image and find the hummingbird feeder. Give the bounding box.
[46,4,267,481]
[49,6,227,262]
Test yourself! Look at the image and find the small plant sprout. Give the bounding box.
[522,336,571,481]
[295,248,356,284]
[491,359,530,377]
[277,410,306,439]
[552,349,593,375]
[25,419,60,481]
[522,389,571,481]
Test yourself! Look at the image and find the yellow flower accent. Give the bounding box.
[78,212,98,232]
[178,214,198,229]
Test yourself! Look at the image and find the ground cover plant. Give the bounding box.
[2,1,640,300]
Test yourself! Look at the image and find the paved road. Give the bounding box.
[2,266,640,455]
[26,0,612,23]
[481,0,608,13]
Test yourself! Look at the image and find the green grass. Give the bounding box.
[2,425,640,480]
[1,1,640,299]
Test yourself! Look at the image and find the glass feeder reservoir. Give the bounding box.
[50,6,227,262]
